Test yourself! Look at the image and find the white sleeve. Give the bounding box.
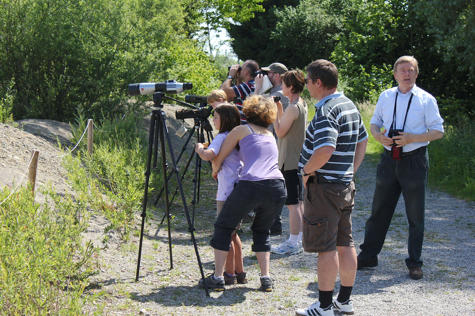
[370,93,385,127]
[424,96,444,133]
[207,133,226,155]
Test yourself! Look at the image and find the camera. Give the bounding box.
[254,70,268,77]
[273,96,281,102]
[176,106,212,120]
[388,128,403,160]
[388,128,402,139]
[185,94,208,104]
[128,80,192,95]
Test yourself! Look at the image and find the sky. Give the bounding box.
[207,27,236,58]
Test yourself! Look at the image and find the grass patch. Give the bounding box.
[0,186,96,314]
[428,120,475,201]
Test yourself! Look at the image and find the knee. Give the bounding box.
[210,225,234,251]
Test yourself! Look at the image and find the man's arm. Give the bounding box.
[220,64,239,101]
[354,139,368,173]
[220,79,237,101]
[301,146,335,187]
[393,129,444,147]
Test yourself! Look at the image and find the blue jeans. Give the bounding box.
[211,179,287,252]
[359,148,428,268]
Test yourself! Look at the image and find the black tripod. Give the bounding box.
[153,104,214,228]
[135,92,209,296]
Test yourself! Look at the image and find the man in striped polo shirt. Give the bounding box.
[296,59,368,316]
[220,60,259,123]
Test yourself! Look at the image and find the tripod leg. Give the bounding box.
[153,126,196,207]
[157,138,196,231]
[136,111,159,281]
[158,114,174,270]
[158,110,210,296]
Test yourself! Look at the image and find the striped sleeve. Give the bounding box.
[358,115,368,142]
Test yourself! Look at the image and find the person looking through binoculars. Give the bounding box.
[194,103,247,286]
[199,95,287,292]
[220,60,259,123]
[271,69,308,255]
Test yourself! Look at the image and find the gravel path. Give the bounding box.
[1,120,473,315]
[83,156,474,315]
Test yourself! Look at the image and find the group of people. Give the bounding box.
[193,55,444,316]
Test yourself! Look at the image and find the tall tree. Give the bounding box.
[271,0,348,68]
[226,0,299,66]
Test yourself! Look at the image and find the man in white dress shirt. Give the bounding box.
[357,56,444,280]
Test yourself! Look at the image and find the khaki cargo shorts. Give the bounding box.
[302,176,355,253]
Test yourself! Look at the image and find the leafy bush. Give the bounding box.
[64,111,150,240]
[0,0,220,122]
[0,78,15,123]
[0,186,95,314]
[428,121,475,201]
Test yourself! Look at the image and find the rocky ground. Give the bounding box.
[0,112,473,315]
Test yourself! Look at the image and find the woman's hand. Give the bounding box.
[195,143,204,153]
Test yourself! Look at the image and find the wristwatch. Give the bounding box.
[227,75,233,80]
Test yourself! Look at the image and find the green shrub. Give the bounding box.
[0,0,220,122]
[64,111,156,240]
[0,78,15,123]
[0,186,95,314]
[428,121,475,201]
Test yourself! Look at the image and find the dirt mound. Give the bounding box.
[0,121,72,196]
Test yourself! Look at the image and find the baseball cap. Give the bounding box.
[261,62,288,74]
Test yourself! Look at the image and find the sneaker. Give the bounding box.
[223,272,236,285]
[333,299,354,315]
[296,301,334,316]
[198,274,225,291]
[259,276,273,292]
[271,240,302,255]
[408,266,423,280]
[236,271,248,284]
[357,255,378,270]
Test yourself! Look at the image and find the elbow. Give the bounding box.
[435,131,444,140]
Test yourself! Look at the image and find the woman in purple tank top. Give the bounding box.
[198,95,287,292]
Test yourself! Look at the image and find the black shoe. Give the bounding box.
[259,276,273,292]
[408,266,423,280]
[357,255,378,270]
[198,274,225,291]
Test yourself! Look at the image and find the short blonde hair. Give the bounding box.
[207,89,227,104]
[393,56,419,74]
[242,95,277,127]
